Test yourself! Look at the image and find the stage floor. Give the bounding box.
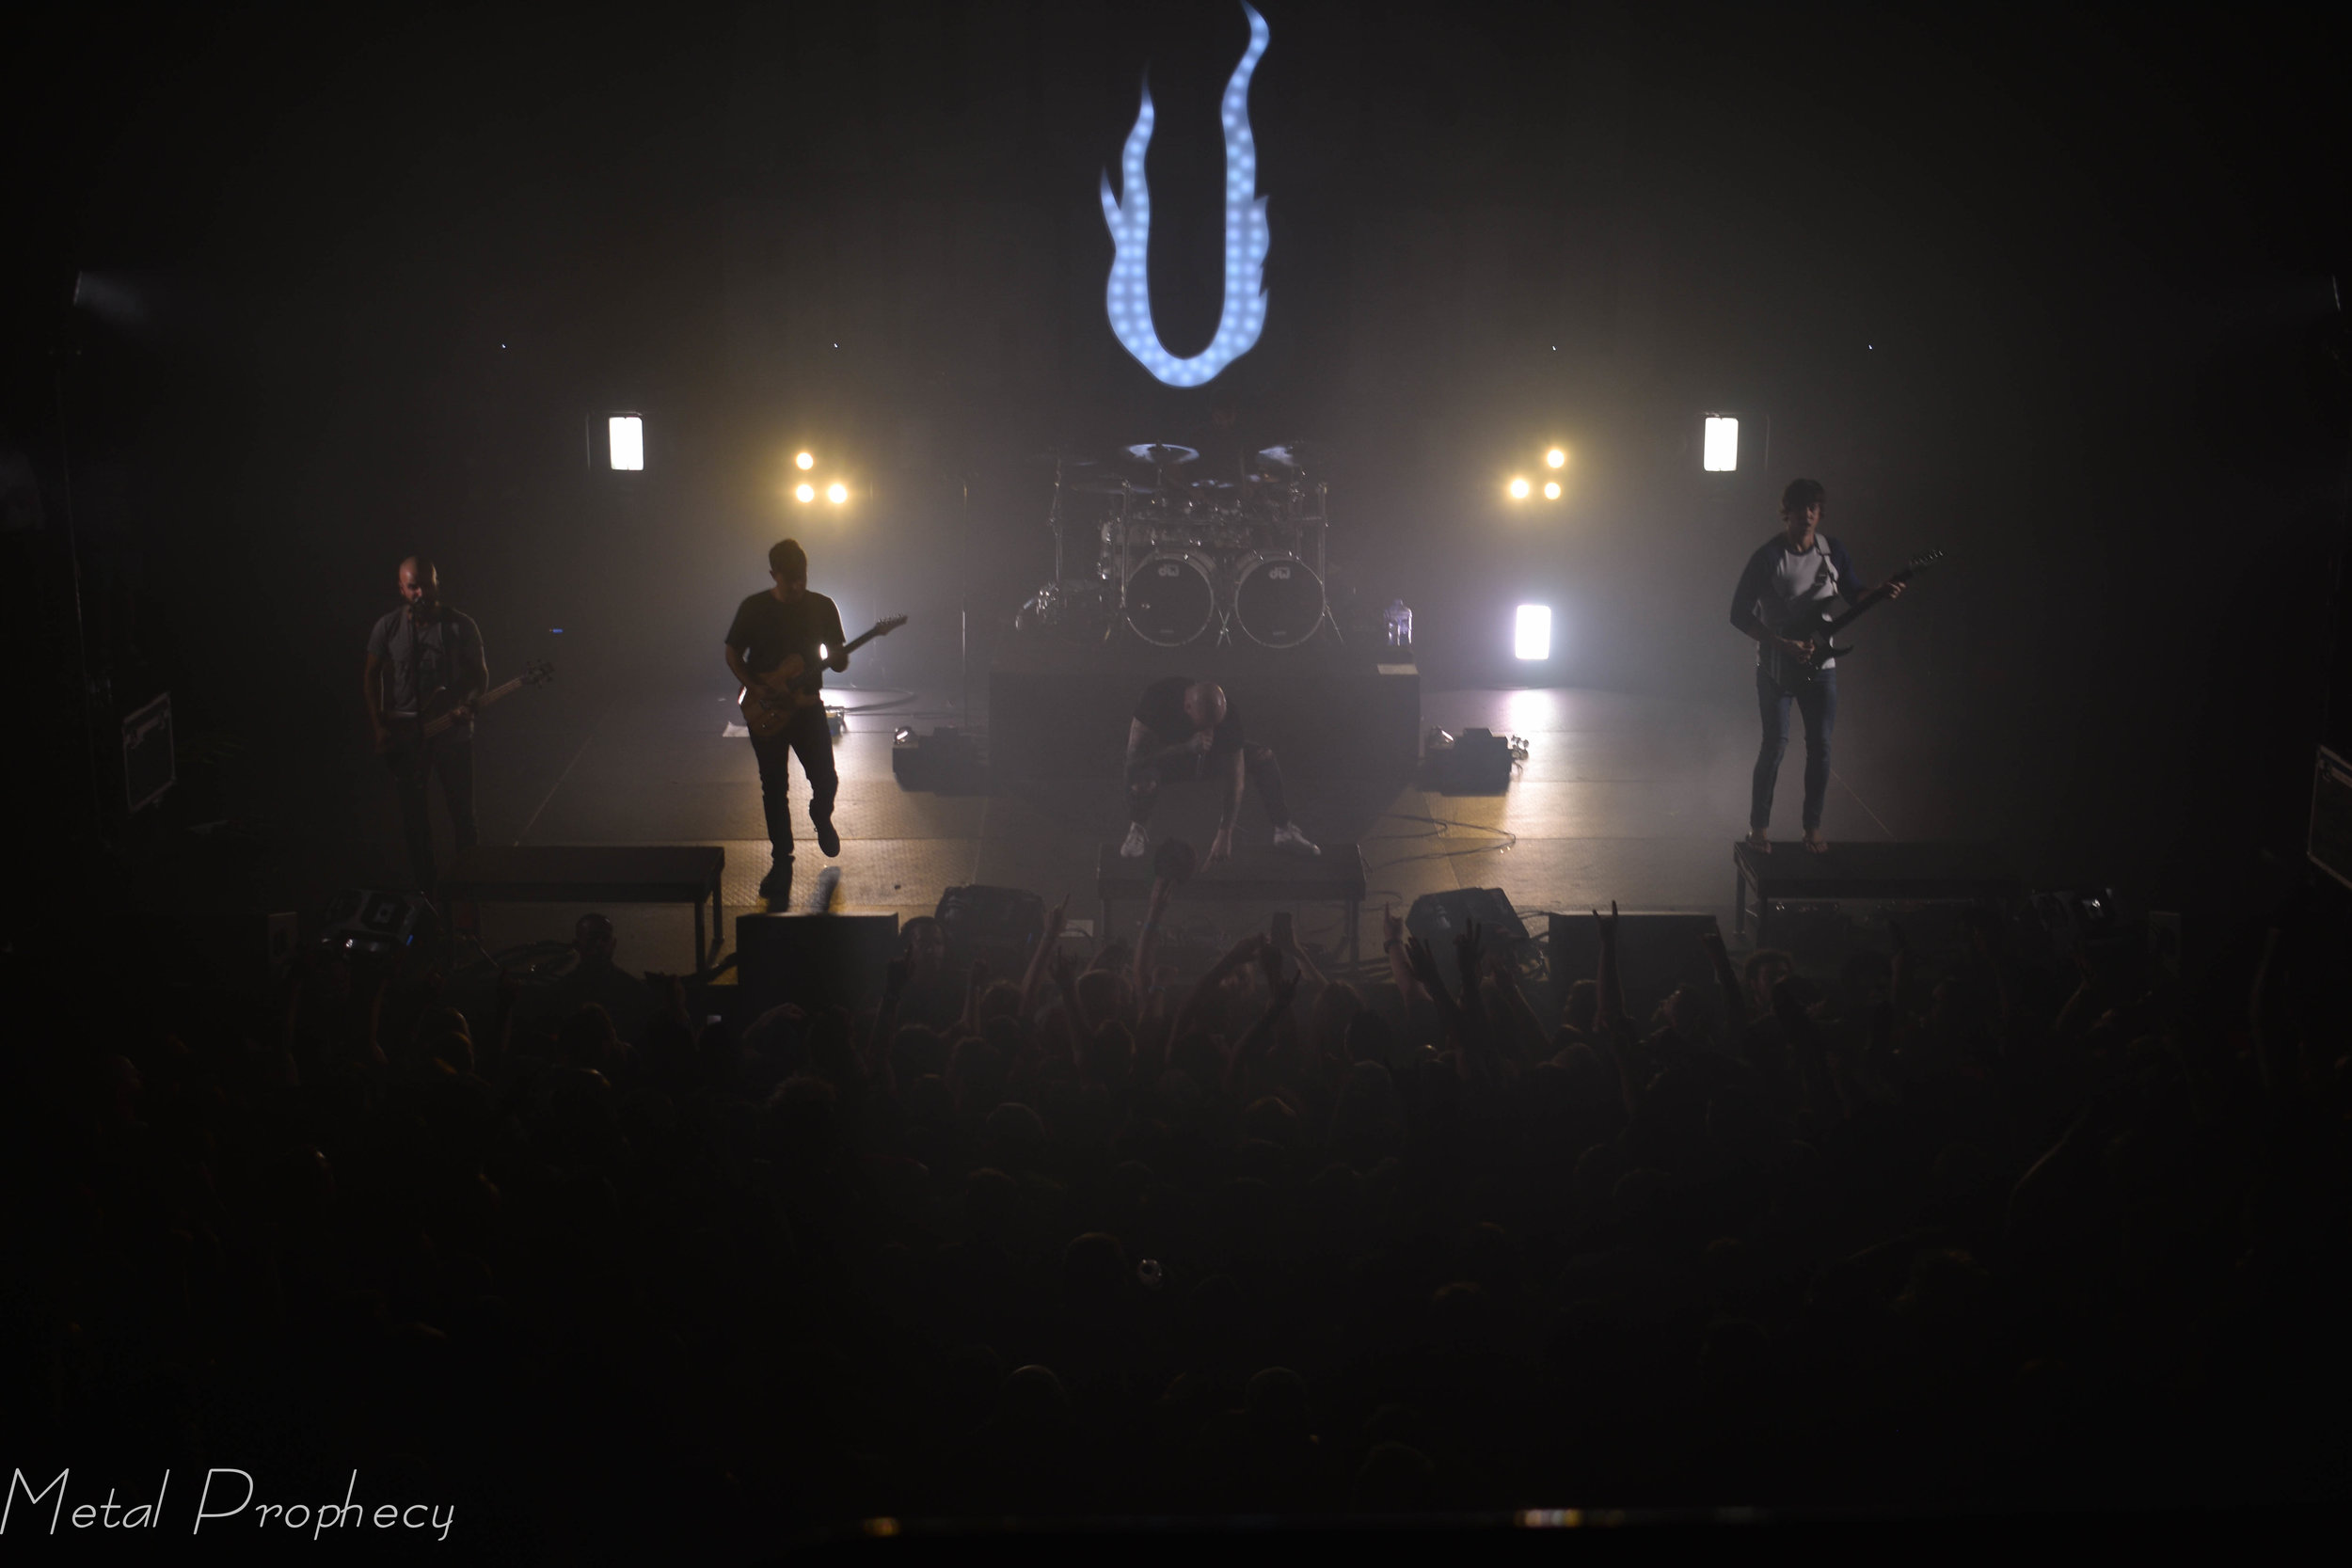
[452,677,1905,974]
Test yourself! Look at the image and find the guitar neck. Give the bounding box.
[1823,584,1895,637]
[420,675,522,736]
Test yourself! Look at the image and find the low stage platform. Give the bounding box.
[1733,839,2020,950]
[443,844,727,966]
[446,668,1931,976]
[988,634,1420,784]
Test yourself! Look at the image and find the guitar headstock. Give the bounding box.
[1891,548,1947,581]
[871,614,909,636]
[522,658,556,684]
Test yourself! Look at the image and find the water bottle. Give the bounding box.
[1384,599,1413,649]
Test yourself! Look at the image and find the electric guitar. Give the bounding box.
[1762,549,1946,687]
[377,659,555,755]
[738,615,908,738]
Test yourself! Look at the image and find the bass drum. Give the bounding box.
[1123,553,1216,646]
[1232,552,1324,648]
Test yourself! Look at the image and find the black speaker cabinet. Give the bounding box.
[1546,911,1723,1026]
[933,884,1043,974]
[1406,887,1535,995]
[736,911,899,1016]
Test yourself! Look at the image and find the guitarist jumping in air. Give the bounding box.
[726,538,910,905]
[1729,479,1905,855]
[365,554,487,891]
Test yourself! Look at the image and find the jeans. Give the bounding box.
[1751,665,1836,833]
[748,704,838,862]
[1125,737,1289,827]
[389,729,477,891]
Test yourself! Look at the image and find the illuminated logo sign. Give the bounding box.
[1100,1,1270,388]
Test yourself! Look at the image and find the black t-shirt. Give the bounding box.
[1135,675,1243,756]
[726,589,846,693]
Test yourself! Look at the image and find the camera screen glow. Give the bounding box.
[1101,2,1270,388]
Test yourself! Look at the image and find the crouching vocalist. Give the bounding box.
[1120,676,1319,864]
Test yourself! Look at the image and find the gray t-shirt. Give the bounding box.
[367,607,485,716]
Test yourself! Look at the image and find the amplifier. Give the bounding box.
[893,725,985,792]
[1422,727,1516,793]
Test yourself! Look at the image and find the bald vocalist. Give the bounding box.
[1120,676,1318,864]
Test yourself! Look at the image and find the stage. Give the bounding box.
[442,667,1916,975]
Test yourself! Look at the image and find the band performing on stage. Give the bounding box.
[360,456,1928,895]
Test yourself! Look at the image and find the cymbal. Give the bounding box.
[1068,471,1152,495]
[1253,443,1308,470]
[1121,442,1199,467]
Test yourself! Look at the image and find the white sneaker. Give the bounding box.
[1272,822,1320,856]
[1120,822,1149,858]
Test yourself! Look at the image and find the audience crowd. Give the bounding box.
[6,876,2346,1554]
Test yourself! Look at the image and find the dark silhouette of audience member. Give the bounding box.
[10,882,2348,1555]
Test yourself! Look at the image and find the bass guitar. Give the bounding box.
[377,659,556,755]
[738,615,908,738]
[1762,549,1945,687]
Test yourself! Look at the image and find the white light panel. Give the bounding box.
[1515,604,1551,661]
[1100,2,1271,388]
[609,415,644,471]
[1702,416,1738,472]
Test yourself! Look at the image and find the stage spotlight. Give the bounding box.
[794,483,817,503]
[1515,604,1551,661]
[608,415,644,471]
[1545,448,1565,469]
[1543,480,1561,499]
[795,451,815,470]
[1703,416,1739,472]
[826,482,849,504]
[1508,477,1531,499]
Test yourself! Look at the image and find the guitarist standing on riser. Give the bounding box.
[1729,479,1904,855]
[364,554,486,891]
[725,538,847,903]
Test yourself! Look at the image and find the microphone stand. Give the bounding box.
[958,471,970,725]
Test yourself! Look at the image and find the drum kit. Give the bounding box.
[1022,439,1341,649]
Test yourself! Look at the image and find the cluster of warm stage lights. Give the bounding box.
[1503,448,1568,660]
[1505,446,1570,504]
[788,450,851,507]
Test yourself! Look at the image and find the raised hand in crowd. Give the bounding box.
[1020,893,1072,1015]
[1383,902,1425,1005]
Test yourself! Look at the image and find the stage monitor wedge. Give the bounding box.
[736,911,898,1016]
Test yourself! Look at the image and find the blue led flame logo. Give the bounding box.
[1101,2,1270,388]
